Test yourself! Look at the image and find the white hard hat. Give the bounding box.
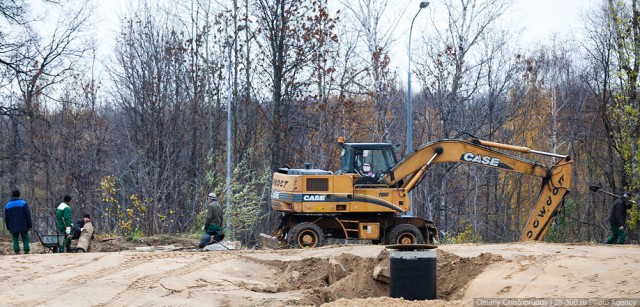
[208,192,216,198]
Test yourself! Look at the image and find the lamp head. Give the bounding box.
[420,1,429,9]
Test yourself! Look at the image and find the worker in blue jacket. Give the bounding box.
[4,189,33,254]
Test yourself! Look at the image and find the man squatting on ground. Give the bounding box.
[72,213,94,252]
[199,192,224,248]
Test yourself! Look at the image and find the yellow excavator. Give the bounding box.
[265,137,573,248]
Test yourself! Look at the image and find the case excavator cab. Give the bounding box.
[339,143,398,181]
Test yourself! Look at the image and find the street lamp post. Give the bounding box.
[226,24,246,239]
[407,1,429,216]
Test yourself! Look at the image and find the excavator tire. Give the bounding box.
[385,224,424,245]
[288,222,325,248]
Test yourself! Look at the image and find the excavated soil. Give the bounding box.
[245,248,501,305]
[280,253,390,305]
[436,250,504,300]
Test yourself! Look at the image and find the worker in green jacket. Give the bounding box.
[56,195,73,252]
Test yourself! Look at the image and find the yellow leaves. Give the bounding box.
[128,194,148,213]
[449,220,482,244]
[610,98,640,193]
[628,203,640,231]
[98,176,149,236]
[119,220,132,233]
[99,176,119,203]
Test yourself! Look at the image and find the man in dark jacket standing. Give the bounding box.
[199,192,224,248]
[606,192,634,244]
[4,189,33,254]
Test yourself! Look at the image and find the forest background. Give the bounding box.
[1,0,639,245]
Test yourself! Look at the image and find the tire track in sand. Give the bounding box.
[21,252,204,307]
[95,252,238,307]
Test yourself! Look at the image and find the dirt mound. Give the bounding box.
[323,297,472,307]
[2,243,639,306]
[296,253,389,306]
[272,257,333,290]
[264,248,501,306]
[437,250,503,300]
[96,235,198,252]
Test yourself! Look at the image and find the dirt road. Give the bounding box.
[0,242,638,306]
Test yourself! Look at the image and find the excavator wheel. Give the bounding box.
[288,222,325,248]
[385,224,424,245]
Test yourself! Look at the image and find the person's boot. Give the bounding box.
[14,250,19,255]
[24,250,29,254]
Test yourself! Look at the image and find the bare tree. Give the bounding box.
[411,0,512,240]
[109,3,223,234]
[339,0,403,143]
[414,0,511,138]
[252,0,320,170]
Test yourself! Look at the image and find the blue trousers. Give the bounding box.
[199,230,225,248]
[199,232,213,248]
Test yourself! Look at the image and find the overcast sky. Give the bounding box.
[394,0,599,84]
[88,0,599,81]
[510,0,598,43]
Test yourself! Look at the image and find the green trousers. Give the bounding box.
[606,225,627,244]
[12,232,30,254]
[58,236,71,253]
[57,227,72,252]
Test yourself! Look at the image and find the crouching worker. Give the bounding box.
[73,214,94,253]
[199,192,225,248]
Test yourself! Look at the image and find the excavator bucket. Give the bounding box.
[520,156,573,241]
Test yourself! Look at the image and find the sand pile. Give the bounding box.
[249,247,501,305]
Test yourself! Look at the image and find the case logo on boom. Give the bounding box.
[303,195,326,201]
[462,152,500,167]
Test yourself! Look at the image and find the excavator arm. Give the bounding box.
[382,138,573,241]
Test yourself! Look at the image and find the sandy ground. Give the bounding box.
[0,240,639,306]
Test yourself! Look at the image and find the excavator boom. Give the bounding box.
[383,138,573,241]
[386,139,552,190]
